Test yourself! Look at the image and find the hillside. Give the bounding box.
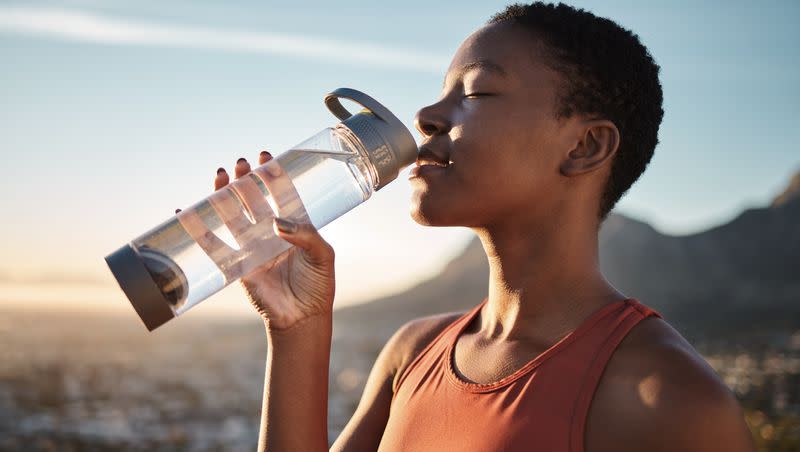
[334,170,800,343]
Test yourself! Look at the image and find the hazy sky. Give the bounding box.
[0,1,797,316]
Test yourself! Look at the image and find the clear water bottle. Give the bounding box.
[105,88,417,331]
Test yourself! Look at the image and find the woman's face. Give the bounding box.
[409,21,571,229]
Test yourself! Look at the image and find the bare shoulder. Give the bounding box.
[387,310,466,392]
[330,310,467,451]
[585,316,756,452]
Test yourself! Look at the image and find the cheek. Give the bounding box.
[453,116,555,202]
[453,112,533,176]
[408,113,556,226]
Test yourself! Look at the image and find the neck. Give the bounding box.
[470,208,624,343]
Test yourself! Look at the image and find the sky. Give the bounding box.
[0,0,798,318]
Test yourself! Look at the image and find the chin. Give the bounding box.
[409,209,438,227]
[408,198,461,227]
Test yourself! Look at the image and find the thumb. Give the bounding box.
[273,217,334,265]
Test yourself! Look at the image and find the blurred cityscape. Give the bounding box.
[2,173,798,450]
[0,306,798,451]
[698,334,800,451]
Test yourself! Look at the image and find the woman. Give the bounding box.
[214,2,754,451]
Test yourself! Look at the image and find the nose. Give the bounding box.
[414,102,451,138]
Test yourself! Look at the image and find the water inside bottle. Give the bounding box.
[133,212,229,315]
[281,148,373,229]
[132,146,374,315]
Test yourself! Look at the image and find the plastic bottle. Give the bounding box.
[105,88,417,331]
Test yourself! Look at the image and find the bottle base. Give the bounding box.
[105,244,178,331]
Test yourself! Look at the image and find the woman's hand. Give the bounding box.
[185,150,336,332]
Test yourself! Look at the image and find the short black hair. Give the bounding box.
[488,2,664,223]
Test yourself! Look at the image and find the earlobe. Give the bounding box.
[559,119,620,177]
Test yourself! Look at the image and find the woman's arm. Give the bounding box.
[211,153,337,451]
[260,313,333,452]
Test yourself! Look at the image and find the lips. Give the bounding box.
[416,160,449,168]
[416,144,451,168]
[409,164,448,178]
[410,145,452,179]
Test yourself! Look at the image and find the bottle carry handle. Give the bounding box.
[324,87,395,123]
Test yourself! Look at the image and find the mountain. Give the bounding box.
[333,170,800,344]
[772,171,800,207]
[598,187,800,339]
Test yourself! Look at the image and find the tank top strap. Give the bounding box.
[391,298,487,399]
[568,298,663,452]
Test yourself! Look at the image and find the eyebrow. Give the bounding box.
[442,60,508,90]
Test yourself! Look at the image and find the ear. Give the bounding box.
[559,119,620,177]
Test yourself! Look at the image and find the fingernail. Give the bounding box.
[237,157,247,164]
[217,167,226,175]
[274,218,297,234]
[175,208,182,214]
[260,150,271,157]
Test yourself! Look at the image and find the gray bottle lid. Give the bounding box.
[324,88,417,191]
[105,244,175,331]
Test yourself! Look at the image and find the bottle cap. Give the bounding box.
[324,88,418,191]
[105,244,177,331]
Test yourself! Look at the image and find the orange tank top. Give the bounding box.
[377,296,663,452]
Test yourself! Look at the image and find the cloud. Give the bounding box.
[0,6,449,74]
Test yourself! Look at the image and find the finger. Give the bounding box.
[258,150,272,165]
[235,157,251,179]
[214,167,229,191]
[273,218,334,265]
